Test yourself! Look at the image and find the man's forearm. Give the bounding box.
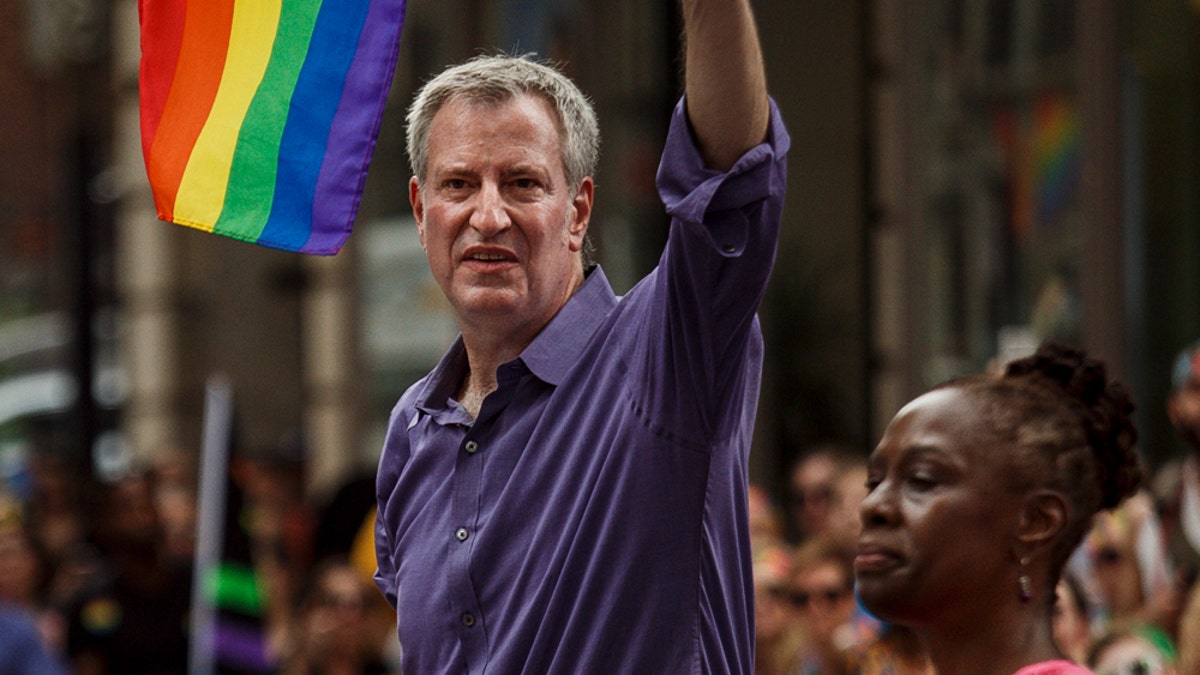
[680,0,770,172]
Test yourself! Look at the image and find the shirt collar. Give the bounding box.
[414,336,471,420]
[519,265,617,386]
[414,266,618,414]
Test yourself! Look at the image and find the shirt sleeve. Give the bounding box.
[629,97,789,446]
[656,96,790,257]
[374,403,412,610]
[373,507,398,609]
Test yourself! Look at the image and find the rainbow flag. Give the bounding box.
[991,92,1080,240]
[138,0,407,255]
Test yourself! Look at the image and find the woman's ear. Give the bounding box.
[1015,490,1070,558]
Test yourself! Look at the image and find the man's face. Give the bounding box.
[789,560,854,643]
[1168,372,1200,453]
[410,93,593,341]
[789,455,836,537]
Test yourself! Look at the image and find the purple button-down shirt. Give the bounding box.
[375,97,789,674]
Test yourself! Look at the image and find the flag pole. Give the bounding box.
[189,374,234,675]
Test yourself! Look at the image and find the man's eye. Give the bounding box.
[443,179,469,190]
[513,178,540,189]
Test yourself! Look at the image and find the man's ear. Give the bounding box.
[410,176,426,250]
[567,177,594,252]
[1014,490,1070,559]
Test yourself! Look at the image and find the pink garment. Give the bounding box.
[1012,660,1093,675]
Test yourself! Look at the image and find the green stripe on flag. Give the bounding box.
[205,563,264,616]
[217,0,325,239]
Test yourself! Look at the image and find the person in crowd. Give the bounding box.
[0,495,45,608]
[1177,581,1200,675]
[0,493,65,658]
[232,435,318,659]
[65,470,192,675]
[750,483,789,548]
[1079,491,1181,642]
[854,341,1143,675]
[790,535,859,674]
[24,452,86,575]
[828,453,871,551]
[150,446,199,566]
[1162,340,1200,595]
[1086,628,1179,675]
[789,444,863,543]
[844,624,934,675]
[373,0,786,671]
[752,542,804,675]
[0,603,69,675]
[1053,572,1095,665]
[282,557,396,675]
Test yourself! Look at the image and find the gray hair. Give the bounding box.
[406,54,600,189]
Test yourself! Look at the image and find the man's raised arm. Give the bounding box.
[680,0,770,172]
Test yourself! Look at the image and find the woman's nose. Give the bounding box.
[858,481,895,528]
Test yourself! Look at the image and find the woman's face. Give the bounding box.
[855,387,1027,626]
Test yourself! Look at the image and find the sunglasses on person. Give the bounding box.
[789,485,833,509]
[1097,654,1166,675]
[316,591,368,613]
[1092,546,1125,567]
[786,585,851,609]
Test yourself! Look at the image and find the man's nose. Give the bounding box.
[469,182,511,235]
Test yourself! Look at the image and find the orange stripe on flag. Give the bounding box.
[145,0,236,221]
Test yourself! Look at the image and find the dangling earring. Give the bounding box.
[1018,556,1033,602]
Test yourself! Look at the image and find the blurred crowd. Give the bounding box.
[3,342,1200,675]
[0,439,401,675]
[750,448,1200,675]
[749,339,1200,675]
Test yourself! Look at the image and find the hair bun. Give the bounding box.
[1005,341,1142,510]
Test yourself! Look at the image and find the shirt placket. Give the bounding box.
[445,362,523,671]
[445,414,490,672]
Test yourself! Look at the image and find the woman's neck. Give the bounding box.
[918,609,1064,675]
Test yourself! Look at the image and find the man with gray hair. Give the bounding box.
[374,1,788,671]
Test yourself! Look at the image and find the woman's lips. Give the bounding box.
[854,543,904,573]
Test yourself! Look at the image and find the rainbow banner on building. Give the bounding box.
[138,0,407,255]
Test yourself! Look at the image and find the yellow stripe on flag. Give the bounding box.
[174,0,284,229]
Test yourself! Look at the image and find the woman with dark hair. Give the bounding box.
[854,342,1143,675]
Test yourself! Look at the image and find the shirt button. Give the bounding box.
[723,243,736,253]
[461,612,476,627]
[465,440,479,454]
[455,527,469,542]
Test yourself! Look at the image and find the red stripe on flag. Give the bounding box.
[144,0,236,220]
[137,0,186,159]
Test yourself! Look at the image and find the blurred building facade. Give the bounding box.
[0,0,1197,503]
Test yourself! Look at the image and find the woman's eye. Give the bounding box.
[907,474,937,491]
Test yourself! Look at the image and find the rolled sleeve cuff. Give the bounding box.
[656,96,790,228]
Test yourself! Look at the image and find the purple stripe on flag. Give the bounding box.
[213,620,272,671]
[304,0,409,253]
